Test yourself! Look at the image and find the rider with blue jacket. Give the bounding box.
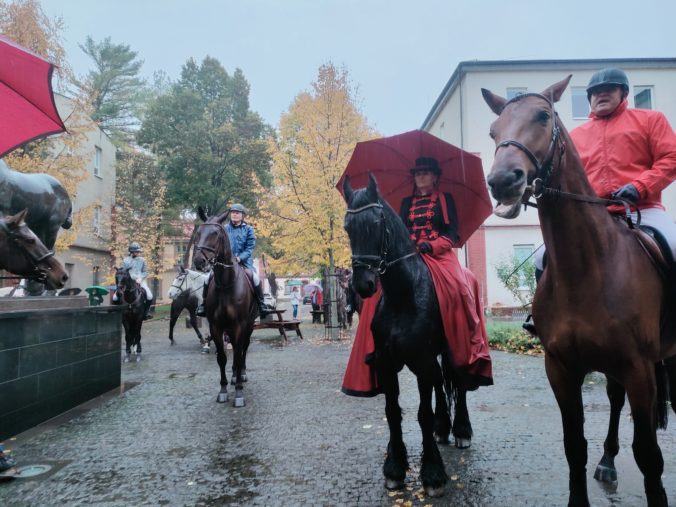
[196,204,271,317]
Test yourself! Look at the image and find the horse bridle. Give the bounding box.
[194,223,235,269]
[170,270,203,297]
[0,220,53,282]
[346,202,417,275]
[494,92,638,225]
[115,269,143,306]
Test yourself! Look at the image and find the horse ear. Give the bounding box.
[197,206,208,222]
[542,75,573,104]
[482,88,507,115]
[342,176,354,204]
[367,173,379,201]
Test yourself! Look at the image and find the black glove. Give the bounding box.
[611,184,640,203]
[418,242,432,254]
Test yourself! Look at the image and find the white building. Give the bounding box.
[422,58,676,311]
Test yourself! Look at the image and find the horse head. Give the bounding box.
[482,75,572,219]
[168,265,188,300]
[193,206,233,272]
[0,209,69,289]
[114,266,137,302]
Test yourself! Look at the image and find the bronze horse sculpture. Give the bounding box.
[113,266,147,363]
[0,209,68,290]
[483,76,676,506]
[192,207,257,408]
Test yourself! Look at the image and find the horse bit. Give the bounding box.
[346,202,417,275]
[0,220,53,282]
[195,223,235,269]
[494,92,638,226]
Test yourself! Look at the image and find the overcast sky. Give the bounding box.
[41,0,676,136]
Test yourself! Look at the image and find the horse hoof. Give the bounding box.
[135,355,141,363]
[169,340,175,346]
[434,433,450,445]
[424,485,445,498]
[217,392,229,403]
[594,464,617,483]
[230,377,236,385]
[455,437,471,449]
[384,478,405,490]
[233,397,245,408]
[241,373,247,383]
[201,345,210,354]
[123,356,130,363]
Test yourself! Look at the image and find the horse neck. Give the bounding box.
[537,126,617,276]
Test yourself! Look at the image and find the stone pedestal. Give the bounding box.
[0,298,123,440]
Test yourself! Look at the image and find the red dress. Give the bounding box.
[342,191,493,396]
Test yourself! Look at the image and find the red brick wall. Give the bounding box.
[466,226,487,308]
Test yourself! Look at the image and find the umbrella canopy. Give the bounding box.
[0,35,66,158]
[336,130,492,247]
[303,283,322,297]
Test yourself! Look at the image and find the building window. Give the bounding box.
[571,87,590,119]
[94,146,102,177]
[634,86,653,109]
[93,206,101,236]
[506,87,527,100]
[513,244,534,289]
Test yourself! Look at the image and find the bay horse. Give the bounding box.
[0,209,68,289]
[342,175,473,497]
[113,266,147,363]
[483,76,676,506]
[192,207,257,408]
[167,265,211,353]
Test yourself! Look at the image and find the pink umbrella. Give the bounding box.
[0,35,66,158]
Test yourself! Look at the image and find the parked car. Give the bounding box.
[303,295,311,305]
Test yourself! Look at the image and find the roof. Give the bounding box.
[421,57,676,130]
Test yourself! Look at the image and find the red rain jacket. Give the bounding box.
[570,100,676,212]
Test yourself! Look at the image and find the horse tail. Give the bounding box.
[61,206,73,230]
[655,361,669,430]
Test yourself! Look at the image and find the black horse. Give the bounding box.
[113,266,147,363]
[342,174,473,497]
[345,274,362,328]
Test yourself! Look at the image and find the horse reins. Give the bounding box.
[346,202,417,275]
[0,220,53,282]
[496,92,639,227]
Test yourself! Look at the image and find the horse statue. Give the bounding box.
[342,175,475,497]
[0,160,72,250]
[167,265,211,353]
[192,207,257,408]
[113,266,147,363]
[0,209,69,290]
[483,76,676,507]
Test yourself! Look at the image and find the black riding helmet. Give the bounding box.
[229,203,247,214]
[586,68,629,102]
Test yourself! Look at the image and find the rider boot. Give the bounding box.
[253,283,271,317]
[522,268,543,336]
[143,298,154,320]
[196,281,208,317]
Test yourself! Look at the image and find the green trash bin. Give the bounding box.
[84,286,109,306]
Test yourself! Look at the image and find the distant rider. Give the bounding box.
[114,242,154,319]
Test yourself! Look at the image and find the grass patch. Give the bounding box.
[486,320,543,355]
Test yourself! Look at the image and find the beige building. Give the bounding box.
[423,58,676,310]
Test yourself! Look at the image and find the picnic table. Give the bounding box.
[311,309,325,324]
[253,309,303,341]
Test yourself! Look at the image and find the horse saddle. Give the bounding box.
[634,225,673,279]
[242,267,255,292]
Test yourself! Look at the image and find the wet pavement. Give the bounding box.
[1,305,676,506]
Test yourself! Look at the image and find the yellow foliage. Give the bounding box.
[260,63,378,274]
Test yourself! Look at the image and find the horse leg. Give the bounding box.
[432,364,451,445]
[189,310,209,353]
[168,304,179,346]
[594,375,625,483]
[625,365,668,506]
[232,334,246,408]
[123,319,132,363]
[378,358,408,491]
[134,319,142,362]
[413,359,448,497]
[453,388,473,449]
[545,354,589,507]
[211,323,229,403]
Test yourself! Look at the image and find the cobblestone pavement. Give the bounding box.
[2,304,676,506]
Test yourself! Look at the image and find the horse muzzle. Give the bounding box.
[487,167,527,206]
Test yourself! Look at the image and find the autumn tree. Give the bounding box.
[137,57,272,215]
[261,63,376,274]
[77,36,147,144]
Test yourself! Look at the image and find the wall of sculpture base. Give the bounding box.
[0,298,122,440]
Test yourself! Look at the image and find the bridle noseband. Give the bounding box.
[0,220,54,282]
[194,223,234,269]
[346,202,417,275]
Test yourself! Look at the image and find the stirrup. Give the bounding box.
[522,314,537,336]
[196,304,206,317]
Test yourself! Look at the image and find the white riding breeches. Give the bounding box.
[534,207,676,270]
[203,267,260,287]
[140,280,153,300]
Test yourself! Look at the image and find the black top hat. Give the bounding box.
[410,157,441,175]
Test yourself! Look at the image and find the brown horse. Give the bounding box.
[192,207,257,408]
[483,76,676,507]
[0,209,68,289]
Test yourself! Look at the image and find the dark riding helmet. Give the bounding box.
[586,68,630,101]
[128,241,142,253]
[229,203,247,214]
[410,157,441,176]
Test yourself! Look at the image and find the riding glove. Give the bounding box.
[418,241,433,254]
[611,184,640,203]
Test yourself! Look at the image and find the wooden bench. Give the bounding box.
[254,309,303,341]
[311,310,325,324]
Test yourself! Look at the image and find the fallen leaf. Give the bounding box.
[362,424,372,429]
[450,474,458,481]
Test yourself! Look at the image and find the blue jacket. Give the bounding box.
[224,221,256,270]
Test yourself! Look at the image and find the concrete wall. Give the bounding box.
[0,303,122,440]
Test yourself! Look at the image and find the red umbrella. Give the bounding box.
[0,35,66,158]
[336,130,492,247]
